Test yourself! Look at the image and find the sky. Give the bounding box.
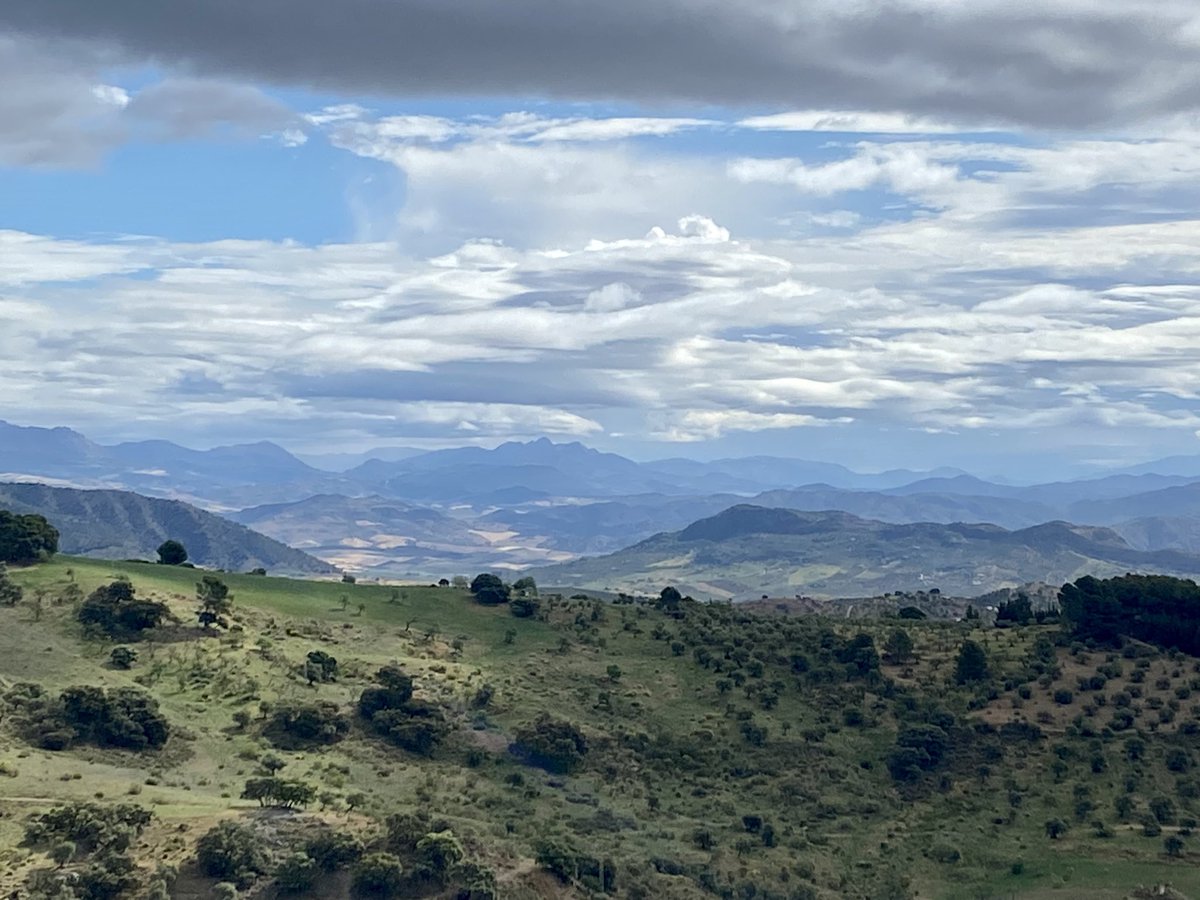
[4,1,1200,478]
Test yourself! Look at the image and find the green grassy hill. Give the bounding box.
[532,504,1200,600]
[0,482,335,575]
[2,557,1198,899]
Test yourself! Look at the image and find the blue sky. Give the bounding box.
[3,3,1200,479]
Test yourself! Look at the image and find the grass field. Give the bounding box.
[1,556,1196,899]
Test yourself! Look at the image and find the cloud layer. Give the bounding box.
[4,1,1200,128]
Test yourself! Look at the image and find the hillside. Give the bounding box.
[0,482,335,575]
[233,494,572,574]
[531,505,1200,600]
[4,557,1200,900]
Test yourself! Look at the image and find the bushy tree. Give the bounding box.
[357,666,447,756]
[304,650,338,684]
[109,646,137,669]
[469,573,510,605]
[954,640,989,684]
[510,596,540,618]
[78,580,169,639]
[195,821,268,887]
[156,539,188,566]
[197,575,233,628]
[514,714,588,773]
[0,510,58,564]
[274,853,319,893]
[240,777,317,809]
[883,628,914,664]
[512,576,538,597]
[351,852,405,897]
[263,701,350,748]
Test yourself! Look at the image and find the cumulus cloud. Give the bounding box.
[3,1,1200,128]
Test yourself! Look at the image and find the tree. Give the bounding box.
[898,606,927,620]
[274,853,318,893]
[514,714,588,773]
[510,596,540,618]
[196,821,269,887]
[304,650,338,685]
[0,510,58,564]
[470,573,510,605]
[156,540,188,566]
[512,576,538,597]
[658,586,683,611]
[0,563,22,606]
[954,640,989,684]
[415,830,464,884]
[1165,835,1185,857]
[883,628,914,664]
[351,852,405,897]
[109,647,137,669]
[1044,818,1067,840]
[78,580,169,639]
[197,575,233,629]
[51,840,76,867]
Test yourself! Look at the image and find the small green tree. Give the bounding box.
[0,563,22,607]
[197,575,233,629]
[351,852,405,897]
[883,628,914,664]
[156,540,188,566]
[274,853,318,893]
[954,640,989,684]
[512,576,538,597]
[109,646,137,669]
[1044,818,1067,840]
[1165,834,1185,857]
[51,840,76,867]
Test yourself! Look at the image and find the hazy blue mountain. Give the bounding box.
[1070,481,1200,523]
[0,482,334,574]
[0,419,349,507]
[297,446,425,472]
[531,504,1200,600]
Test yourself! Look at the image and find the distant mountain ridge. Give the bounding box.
[531,504,1200,600]
[0,482,335,575]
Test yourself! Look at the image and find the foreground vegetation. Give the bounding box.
[1,554,1199,898]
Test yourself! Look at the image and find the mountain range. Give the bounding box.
[8,418,1200,591]
[530,504,1200,600]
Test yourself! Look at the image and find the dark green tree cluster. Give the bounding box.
[1060,573,1200,653]
[513,714,589,773]
[24,801,153,854]
[0,509,58,564]
[240,777,318,808]
[469,573,510,605]
[3,682,169,751]
[262,701,350,749]
[196,820,270,888]
[78,580,170,639]
[535,838,617,893]
[358,665,447,756]
[304,649,338,684]
[156,539,188,565]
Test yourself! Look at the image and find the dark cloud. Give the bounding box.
[1,1,1195,127]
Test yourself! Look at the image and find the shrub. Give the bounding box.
[513,714,588,773]
[305,830,364,871]
[263,701,350,749]
[78,581,169,639]
[469,573,510,605]
[196,821,269,888]
[109,647,137,669]
[274,853,319,893]
[351,852,405,897]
